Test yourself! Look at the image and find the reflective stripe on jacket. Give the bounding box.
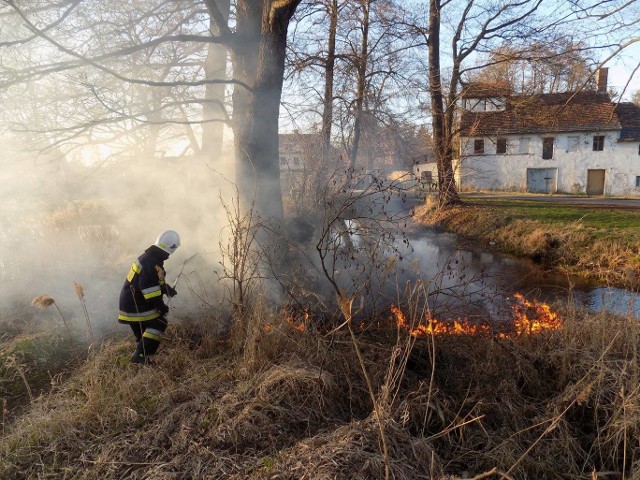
[118,245,169,323]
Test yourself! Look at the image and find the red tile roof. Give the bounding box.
[460,91,621,136]
[461,82,512,98]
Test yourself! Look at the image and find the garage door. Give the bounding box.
[526,168,557,193]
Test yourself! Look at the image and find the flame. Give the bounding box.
[390,305,408,328]
[391,293,562,339]
[283,310,306,332]
[511,293,562,335]
[264,308,309,333]
[390,305,490,336]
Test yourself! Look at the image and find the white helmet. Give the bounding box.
[155,230,181,255]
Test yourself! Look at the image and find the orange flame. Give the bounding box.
[511,293,561,335]
[264,308,308,333]
[390,305,491,336]
[391,293,561,339]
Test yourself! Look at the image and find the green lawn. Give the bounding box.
[462,196,640,238]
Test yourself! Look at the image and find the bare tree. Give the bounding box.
[202,0,231,162]
[321,0,339,161]
[420,0,640,208]
[0,0,214,163]
[468,40,595,94]
[3,0,304,222]
[347,0,371,170]
[237,0,302,221]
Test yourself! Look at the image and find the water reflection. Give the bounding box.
[343,224,640,320]
[406,229,640,319]
[588,288,640,317]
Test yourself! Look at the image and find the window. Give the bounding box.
[567,136,579,152]
[519,137,531,154]
[473,139,485,154]
[593,135,605,151]
[636,176,640,187]
[469,99,486,111]
[542,137,554,160]
[496,138,507,154]
[638,144,640,155]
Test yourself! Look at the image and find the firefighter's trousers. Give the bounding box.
[129,316,168,361]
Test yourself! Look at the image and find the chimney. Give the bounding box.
[596,67,608,94]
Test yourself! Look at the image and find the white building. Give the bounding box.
[457,70,640,196]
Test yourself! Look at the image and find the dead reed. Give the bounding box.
[31,295,72,340]
[74,282,95,344]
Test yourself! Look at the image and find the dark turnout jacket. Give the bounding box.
[118,245,170,323]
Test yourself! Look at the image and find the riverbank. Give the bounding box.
[3,301,640,479]
[412,195,640,290]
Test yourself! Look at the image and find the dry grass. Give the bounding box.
[44,201,110,231]
[1,299,639,479]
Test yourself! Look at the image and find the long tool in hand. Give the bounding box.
[172,253,199,289]
[166,253,198,312]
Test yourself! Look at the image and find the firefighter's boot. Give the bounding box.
[130,352,148,364]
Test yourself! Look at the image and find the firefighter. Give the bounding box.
[118,230,180,364]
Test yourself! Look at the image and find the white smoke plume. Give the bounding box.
[0,136,235,339]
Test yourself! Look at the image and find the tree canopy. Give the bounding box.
[0,0,638,214]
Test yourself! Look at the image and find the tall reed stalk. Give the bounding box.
[74,282,95,344]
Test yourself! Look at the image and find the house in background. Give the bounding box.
[457,68,640,195]
[279,131,322,197]
[412,160,438,191]
[279,131,345,203]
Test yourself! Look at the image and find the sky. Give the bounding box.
[606,42,640,100]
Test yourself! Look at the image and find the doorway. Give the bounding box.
[586,169,605,195]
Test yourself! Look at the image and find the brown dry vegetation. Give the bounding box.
[2,299,640,480]
[413,202,640,290]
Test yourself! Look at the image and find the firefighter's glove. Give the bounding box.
[164,285,177,298]
[159,304,169,316]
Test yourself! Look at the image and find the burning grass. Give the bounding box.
[1,300,640,479]
[390,293,562,339]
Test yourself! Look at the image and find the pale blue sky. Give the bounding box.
[607,41,640,100]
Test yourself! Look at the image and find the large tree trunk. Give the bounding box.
[428,0,460,208]
[230,1,261,143]
[317,0,338,196]
[348,0,370,170]
[201,0,231,162]
[233,0,301,222]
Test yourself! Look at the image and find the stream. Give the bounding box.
[334,189,640,321]
[388,227,640,320]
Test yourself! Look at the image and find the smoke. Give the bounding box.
[0,136,236,339]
